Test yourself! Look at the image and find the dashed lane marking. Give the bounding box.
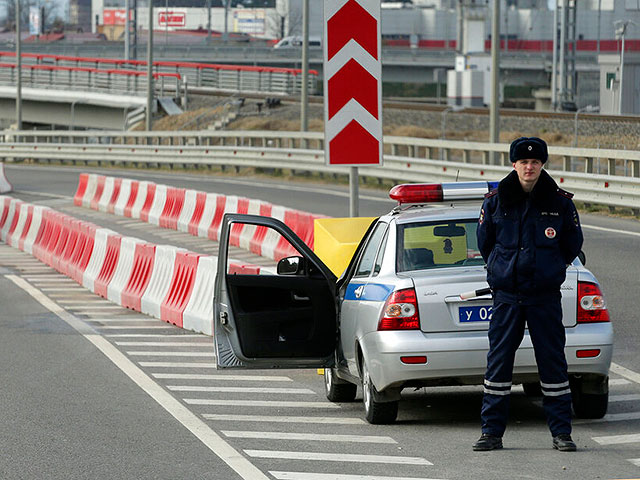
[582,224,640,238]
[203,414,366,425]
[184,399,340,409]
[167,386,315,394]
[222,431,397,444]
[5,273,271,480]
[592,433,640,445]
[244,451,432,466]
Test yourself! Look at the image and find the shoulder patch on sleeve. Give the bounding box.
[557,188,574,199]
[485,189,498,199]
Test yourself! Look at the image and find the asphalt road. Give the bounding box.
[2,163,640,480]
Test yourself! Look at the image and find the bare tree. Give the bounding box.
[1,0,57,31]
[266,2,302,39]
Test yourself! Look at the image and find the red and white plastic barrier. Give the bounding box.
[73,173,326,262]
[0,163,13,194]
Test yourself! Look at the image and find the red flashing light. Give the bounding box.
[378,288,420,331]
[576,349,601,358]
[389,184,443,204]
[577,281,610,323]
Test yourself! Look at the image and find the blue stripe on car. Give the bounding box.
[344,282,395,302]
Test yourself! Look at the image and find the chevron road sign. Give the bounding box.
[324,0,383,166]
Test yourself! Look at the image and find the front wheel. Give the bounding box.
[324,368,357,402]
[362,361,398,424]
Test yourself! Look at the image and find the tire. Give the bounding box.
[522,382,542,397]
[362,361,398,424]
[324,367,357,402]
[572,390,608,419]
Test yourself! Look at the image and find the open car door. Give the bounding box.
[214,213,338,369]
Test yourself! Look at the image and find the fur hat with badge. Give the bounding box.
[509,137,548,164]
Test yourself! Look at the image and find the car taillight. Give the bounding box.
[378,288,420,331]
[577,281,610,323]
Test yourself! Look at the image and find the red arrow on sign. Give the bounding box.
[329,120,380,165]
[327,0,378,62]
[328,58,379,121]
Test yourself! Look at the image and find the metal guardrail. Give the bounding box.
[0,51,318,96]
[1,130,639,211]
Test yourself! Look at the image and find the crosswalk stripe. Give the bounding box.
[152,373,291,381]
[41,287,86,291]
[203,414,365,425]
[128,351,216,357]
[609,378,632,386]
[86,318,156,322]
[610,394,640,402]
[611,363,640,385]
[59,302,114,306]
[592,433,640,445]
[223,431,396,444]
[628,458,640,467]
[140,361,217,367]
[185,399,340,409]
[115,341,212,347]
[574,411,640,424]
[107,334,204,338]
[97,325,176,330]
[269,472,445,480]
[244,450,432,466]
[168,386,315,394]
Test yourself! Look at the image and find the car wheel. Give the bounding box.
[362,361,398,424]
[522,382,542,397]
[571,376,609,419]
[324,368,357,402]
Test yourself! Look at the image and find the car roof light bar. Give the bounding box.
[389,181,499,204]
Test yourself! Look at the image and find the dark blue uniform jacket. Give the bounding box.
[477,169,584,304]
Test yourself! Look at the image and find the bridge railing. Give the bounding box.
[2,130,639,211]
[0,51,318,96]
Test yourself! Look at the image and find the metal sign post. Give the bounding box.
[324,0,383,217]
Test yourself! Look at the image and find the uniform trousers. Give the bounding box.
[480,299,572,437]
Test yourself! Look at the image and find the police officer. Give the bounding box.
[473,137,583,452]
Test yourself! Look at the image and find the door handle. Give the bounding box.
[354,285,364,299]
[293,294,310,302]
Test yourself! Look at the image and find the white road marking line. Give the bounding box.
[115,341,212,347]
[270,472,445,480]
[85,317,150,321]
[152,373,291,381]
[6,274,270,480]
[223,431,396,444]
[244,451,432,466]
[610,378,632,386]
[582,224,640,237]
[128,351,216,357]
[203,414,365,425]
[40,287,86,291]
[58,301,115,306]
[592,433,640,445]
[71,306,128,310]
[141,362,217,368]
[23,275,71,279]
[611,363,640,385]
[168,386,315,394]
[107,334,204,338]
[610,394,640,402]
[185,399,340,409]
[628,458,640,467]
[574,411,640,425]
[97,325,176,330]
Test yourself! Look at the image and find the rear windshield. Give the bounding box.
[396,220,484,272]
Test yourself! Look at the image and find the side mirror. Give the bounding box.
[277,256,305,275]
[578,250,586,266]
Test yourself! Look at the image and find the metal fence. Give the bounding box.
[2,130,639,211]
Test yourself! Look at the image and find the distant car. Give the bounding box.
[213,182,613,424]
[273,35,322,49]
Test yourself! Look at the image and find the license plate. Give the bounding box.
[459,305,493,323]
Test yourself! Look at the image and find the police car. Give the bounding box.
[213,182,613,424]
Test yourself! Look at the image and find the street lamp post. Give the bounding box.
[489,0,500,164]
[573,105,599,148]
[146,0,154,132]
[614,20,635,115]
[15,0,22,130]
[441,106,464,159]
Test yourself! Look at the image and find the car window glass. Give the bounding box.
[373,229,388,276]
[397,220,484,272]
[354,223,387,278]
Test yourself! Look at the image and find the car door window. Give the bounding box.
[354,223,388,278]
[373,229,388,276]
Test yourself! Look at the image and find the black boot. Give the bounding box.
[552,434,577,452]
[473,433,503,451]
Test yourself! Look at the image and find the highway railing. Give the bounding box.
[2,130,640,211]
[0,51,318,96]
